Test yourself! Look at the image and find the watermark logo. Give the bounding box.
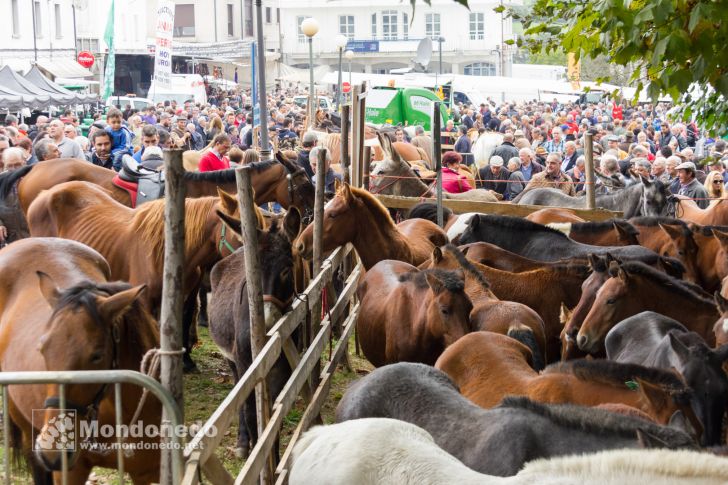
[32,409,77,452]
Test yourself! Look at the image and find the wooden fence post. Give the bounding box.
[313,149,327,276]
[350,85,361,188]
[236,166,274,485]
[362,146,371,190]
[160,148,186,485]
[432,102,443,227]
[584,132,596,210]
[341,105,351,184]
[356,83,367,188]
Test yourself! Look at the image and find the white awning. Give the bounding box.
[36,59,93,80]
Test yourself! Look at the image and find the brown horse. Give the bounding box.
[0,238,161,484]
[439,244,589,362]
[295,183,448,269]
[356,260,473,367]
[426,245,548,368]
[0,154,315,215]
[459,242,584,272]
[688,225,728,292]
[674,196,728,226]
[577,261,719,355]
[525,207,586,225]
[27,181,242,371]
[435,332,701,437]
[549,220,640,247]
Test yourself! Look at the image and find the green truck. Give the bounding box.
[365,86,448,132]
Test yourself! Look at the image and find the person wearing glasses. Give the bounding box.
[63,124,78,140]
[703,170,727,204]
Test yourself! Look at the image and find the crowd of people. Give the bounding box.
[1,85,726,243]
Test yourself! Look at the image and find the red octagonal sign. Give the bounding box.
[77,51,95,69]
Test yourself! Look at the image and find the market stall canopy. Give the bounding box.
[277,63,331,85]
[0,65,52,108]
[36,59,94,80]
[0,85,27,111]
[24,66,97,104]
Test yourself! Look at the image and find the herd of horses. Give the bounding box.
[2,137,728,483]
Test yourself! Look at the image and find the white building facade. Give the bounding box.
[277,0,519,76]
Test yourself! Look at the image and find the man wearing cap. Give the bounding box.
[675,161,709,208]
[296,132,318,180]
[606,135,628,160]
[524,152,575,196]
[477,155,510,197]
[171,116,194,151]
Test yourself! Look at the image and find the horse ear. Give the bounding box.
[425,272,445,295]
[636,428,670,449]
[713,344,728,363]
[667,410,691,435]
[607,260,620,277]
[711,228,728,252]
[216,210,242,237]
[617,267,629,283]
[468,214,480,231]
[37,271,61,308]
[334,177,342,193]
[668,331,691,363]
[639,174,652,187]
[99,285,147,320]
[635,378,668,412]
[431,247,443,264]
[713,291,728,314]
[282,207,302,241]
[341,182,354,202]
[587,253,600,271]
[559,302,572,325]
[612,221,637,244]
[216,188,239,215]
[659,223,683,242]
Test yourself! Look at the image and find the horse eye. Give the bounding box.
[328,212,337,219]
[90,352,104,364]
[606,298,616,305]
[441,307,451,316]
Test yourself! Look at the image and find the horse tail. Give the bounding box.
[507,325,545,371]
[6,414,32,477]
[406,202,452,228]
[0,164,33,200]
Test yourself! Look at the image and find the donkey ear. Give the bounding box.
[216,188,239,215]
[425,272,445,295]
[37,271,61,308]
[99,285,147,320]
[636,428,670,449]
[282,207,302,242]
[714,291,728,314]
[668,331,691,363]
[431,247,443,264]
[216,210,242,237]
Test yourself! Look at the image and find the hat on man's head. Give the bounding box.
[514,130,525,137]
[535,146,547,156]
[605,134,619,142]
[675,161,696,172]
[489,155,504,167]
[302,131,318,146]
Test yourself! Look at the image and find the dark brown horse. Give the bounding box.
[426,245,548,368]
[27,181,242,371]
[459,241,585,272]
[435,332,701,437]
[0,238,161,484]
[356,260,473,367]
[549,219,640,247]
[295,183,448,269]
[0,154,315,216]
[577,261,719,355]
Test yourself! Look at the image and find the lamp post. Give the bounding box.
[345,49,354,104]
[255,0,272,161]
[334,34,348,111]
[301,17,319,127]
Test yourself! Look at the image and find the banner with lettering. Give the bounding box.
[154,0,175,90]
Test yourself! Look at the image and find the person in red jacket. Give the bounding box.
[198,133,232,172]
[441,151,473,194]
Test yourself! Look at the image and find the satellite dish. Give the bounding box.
[413,38,432,72]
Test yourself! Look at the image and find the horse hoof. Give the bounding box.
[234,447,249,459]
[183,355,199,374]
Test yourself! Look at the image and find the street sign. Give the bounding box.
[342,82,351,93]
[345,41,379,53]
[77,51,95,69]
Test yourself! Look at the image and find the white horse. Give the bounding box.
[290,418,728,485]
[472,131,503,169]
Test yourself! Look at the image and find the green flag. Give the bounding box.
[102,0,115,99]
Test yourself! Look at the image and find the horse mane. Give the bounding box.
[543,359,691,399]
[629,216,689,228]
[275,151,304,174]
[498,396,693,445]
[183,168,237,183]
[406,202,453,227]
[52,281,158,361]
[695,225,728,237]
[343,185,395,226]
[442,244,491,290]
[0,164,32,199]
[398,268,465,293]
[572,219,639,237]
[133,196,218,268]
[476,214,569,238]
[618,261,713,303]
[248,159,279,173]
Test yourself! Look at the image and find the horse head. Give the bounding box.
[640,176,674,217]
[667,331,728,446]
[423,268,473,348]
[34,273,147,471]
